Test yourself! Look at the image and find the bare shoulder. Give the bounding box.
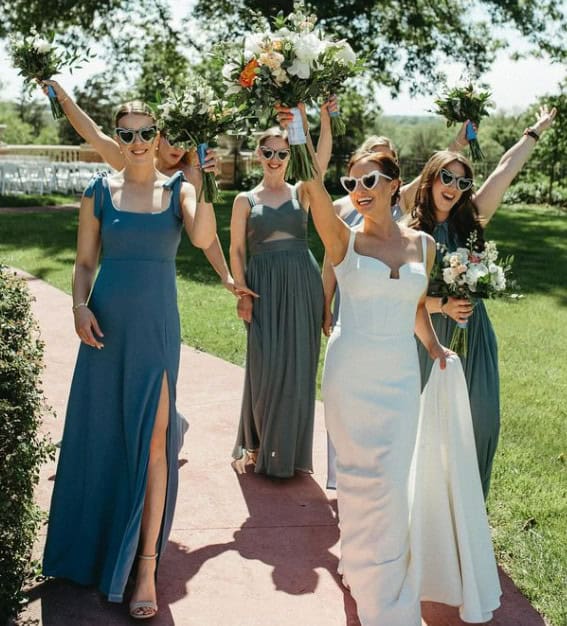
[401,225,435,249]
[232,191,252,212]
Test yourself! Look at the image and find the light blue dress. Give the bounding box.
[43,172,186,602]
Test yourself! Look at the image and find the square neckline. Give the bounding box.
[104,176,174,216]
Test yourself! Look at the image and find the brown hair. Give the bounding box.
[257,126,289,147]
[347,152,401,207]
[114,100,156,127]
[359,135,399,164]
[409,150,484,247]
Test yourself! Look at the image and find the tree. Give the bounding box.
[533,80,567,201]
[57,73,126,145]
[191,0,567,96]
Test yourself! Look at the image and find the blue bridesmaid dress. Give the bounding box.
[43,171,186,601]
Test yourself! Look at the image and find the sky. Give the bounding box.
[0,3,564,117]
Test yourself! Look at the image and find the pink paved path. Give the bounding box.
[13,270,547,626]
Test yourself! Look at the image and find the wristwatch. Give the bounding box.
[440,296,449,318]
[523,127,540,142]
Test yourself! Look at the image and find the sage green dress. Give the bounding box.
[233,185,324,477]
[418,221,500,498]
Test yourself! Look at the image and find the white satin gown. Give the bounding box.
[322,229,428,626]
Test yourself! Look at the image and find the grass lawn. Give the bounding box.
[0,197,565,625]
[0,193,78,207]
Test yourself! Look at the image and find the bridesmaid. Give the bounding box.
[43,101,218,618]
[229,102,333,477]
[409,105,557,497]
[42,79,237,294]
[286,104,449,626]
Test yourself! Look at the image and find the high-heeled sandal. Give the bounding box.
[129,553,158,620]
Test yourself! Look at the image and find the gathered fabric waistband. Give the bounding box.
[249,238,309,256]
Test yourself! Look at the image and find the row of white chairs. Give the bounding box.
[0,161,113,196]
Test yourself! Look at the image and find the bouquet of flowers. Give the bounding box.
[221,2,362,180]
[430,233,517,356]
[433,81,493,161]
[157,77,246,202]
[9,31,91,120]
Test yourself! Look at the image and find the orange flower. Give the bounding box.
[239,58,259,88]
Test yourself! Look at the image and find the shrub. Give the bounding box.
[503,181,567,207]
[0,266,54,624]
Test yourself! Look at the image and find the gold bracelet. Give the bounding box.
[72,302,88,312]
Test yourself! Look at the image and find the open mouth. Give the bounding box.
[441,191,456,202]
[131,147,149,156]
[355,196,373,209]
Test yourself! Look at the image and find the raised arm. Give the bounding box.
[315,96,336,177]
[473,105,557,224]
[297,106,350,265]
[42,79,124,170]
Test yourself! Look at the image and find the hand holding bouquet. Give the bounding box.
[221,2,362,180]
[9,31,91,120]
[433,81,493,161]
[157,77,246,202]
[431,232,517,355]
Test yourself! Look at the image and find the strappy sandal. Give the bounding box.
[129,554,158,620]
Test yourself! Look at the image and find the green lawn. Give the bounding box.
[0,198,565,625]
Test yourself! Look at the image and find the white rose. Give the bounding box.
[293,32,324,63]
[33,37,51,54]
[244,33,265,58]
[335,41,356,64]
[465,263,488,290]
[287,58,311,79]
[443,267,455,285]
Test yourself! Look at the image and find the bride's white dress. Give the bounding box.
[323,229,501,625]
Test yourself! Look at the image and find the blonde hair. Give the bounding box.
[359,135,399,163]
[257,126,289,147]
[114,100,155,127]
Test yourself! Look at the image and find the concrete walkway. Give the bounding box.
[13,270,547,626]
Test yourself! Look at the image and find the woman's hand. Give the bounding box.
[442,297,473,324]
[275,102,308,132]
[532,104,557,136]
[186,148,219,186]
[74,306,104,349]
[321,94,339,120]
[223,276,259,299]
[428,342,454,370]
[236,294,254,323]
[39,78,67,102]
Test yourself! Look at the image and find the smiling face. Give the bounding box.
[431,159,467,220]
[257,136,290,180]
[347,157,398,216]
[114,113,159,164]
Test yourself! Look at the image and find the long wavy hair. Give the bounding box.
[409,151,484,248]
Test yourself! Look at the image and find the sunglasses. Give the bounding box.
[115,125,158,144]
[260,146,290,161]
[439,168,473,192]
[340,169,392,193]
[163,134,192,151]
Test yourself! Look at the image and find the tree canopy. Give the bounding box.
[192,0,567,96]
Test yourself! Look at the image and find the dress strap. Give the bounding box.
[83,172,108,220]
[290,184,298,202]
[246,191,257,208]
[163,171,186,220]
[333,228,357,274]
[420,232,428,266]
